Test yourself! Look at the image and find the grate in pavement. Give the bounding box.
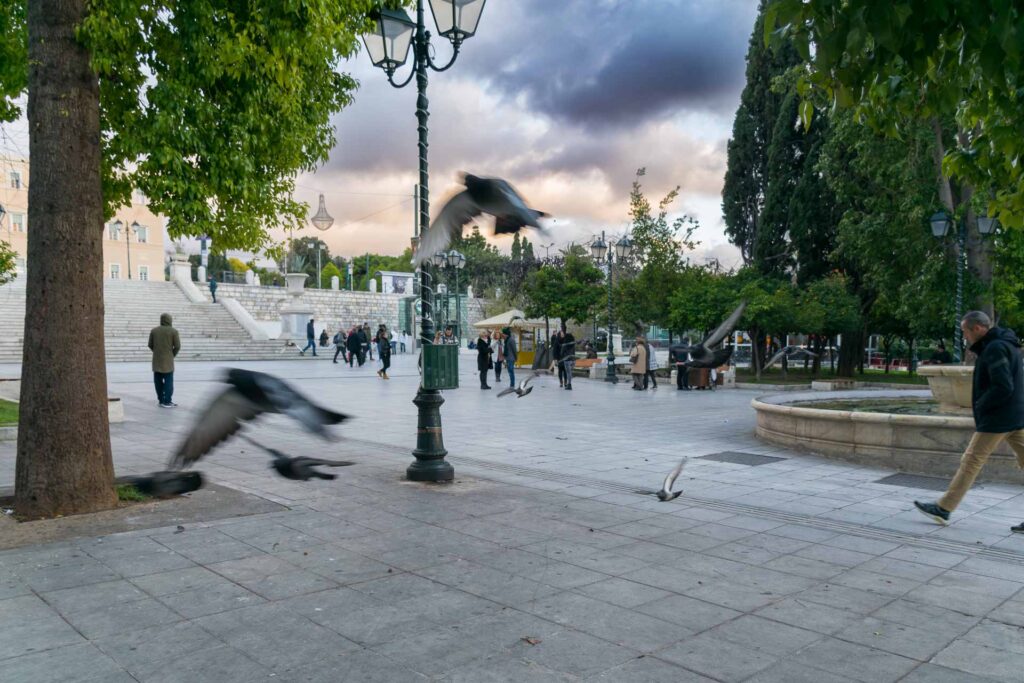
[875,473,949,492]
[696,451,788,467]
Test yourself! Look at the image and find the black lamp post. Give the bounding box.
[363,0,485,482]
[590,231,632,383]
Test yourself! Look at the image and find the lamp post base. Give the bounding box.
[407,387,454,482]
[605,354,618,383]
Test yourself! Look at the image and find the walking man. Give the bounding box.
[915,311,1024,532]
[503,327,518,388]
[148,313,180,407]
[332,327,346,364]
[560,324,576,390]
[300,318,317,356]
[552,329,564,387]
[208,276,218,303]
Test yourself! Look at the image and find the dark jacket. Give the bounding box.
[561,333,576,360]
[551,334,562,361]
[377,331,391,358]
[970,327,1024,433]
[346,330,362,352]
[148,313,180,373]
[505,335,518,365]
[476,336,493,371]
[306,321,315,340]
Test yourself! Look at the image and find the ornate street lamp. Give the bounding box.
[309,194,334,287]
[591,231,632,383]
[363,0,486,482]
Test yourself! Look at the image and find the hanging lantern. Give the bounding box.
[310,194,334,231]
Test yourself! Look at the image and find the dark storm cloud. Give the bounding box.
[463,0,759,128]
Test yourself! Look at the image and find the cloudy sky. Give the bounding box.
[294,0,759,268]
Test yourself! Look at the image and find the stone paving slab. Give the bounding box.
[0,357,1022,681]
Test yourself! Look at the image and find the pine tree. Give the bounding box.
[722,0,800,265]
[511,233,522,262]
[522,237,535,262]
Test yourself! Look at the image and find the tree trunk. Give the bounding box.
[752,328,764,380]
[837,330,859,377]
[15,0,117,518]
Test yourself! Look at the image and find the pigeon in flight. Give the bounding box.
[764,345,818,369]
[237,436,354,481]
[413,174,549,265]
[170,368,349,469]
[123,471,204,497]
[498,345,554,398]
[657,460,686,501]
[497,375,539,398]
[669,302,746,370]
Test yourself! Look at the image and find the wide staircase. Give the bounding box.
[0,278,291,363]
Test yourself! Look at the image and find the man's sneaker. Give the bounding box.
[159,403,172,409]
[1011,522,1024,534]
[914,500,950,526]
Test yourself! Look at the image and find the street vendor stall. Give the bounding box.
[472,309,556,368]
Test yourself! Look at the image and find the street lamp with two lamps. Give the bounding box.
[362,0,486,482]
[110,219,142,280]
[590,231,633,383]
[432,250,466,339]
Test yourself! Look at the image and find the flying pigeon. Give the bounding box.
[764,345,819,369]
[413,174,549,265]
[657,460,686,501]
[237,437,354,481]
[170,368,348,469]
[497,375,538,398]
[123,471,204,497]
[669,302,747,370]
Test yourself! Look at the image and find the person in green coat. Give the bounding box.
[148,313,181,407]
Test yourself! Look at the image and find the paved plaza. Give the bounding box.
[1,355,1023,682]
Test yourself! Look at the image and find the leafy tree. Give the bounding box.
[722,0,801,264]
[0,0,380,518]
[767,0,1023,229]
[451,225,505,295]
[0,239,16,285]
[523,253,603,326]
[320,262,343,289]
[796,274,862,375]
[522,237,535,263]
[510,233,523,262]
[227,257,248,274]
[667,267,736,340]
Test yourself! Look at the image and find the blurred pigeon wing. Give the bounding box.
[414,190,480,264]
[765,348,787,368]
[701,302,746,349]
[253,373,347,435]
[497,387,517,398]
[170,389,261,468]
[661,460,685,494]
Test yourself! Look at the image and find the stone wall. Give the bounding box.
[203,283,494,334]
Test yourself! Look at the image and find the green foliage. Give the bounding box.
[667,267,737,337]
[115,484,149,502]
[0,398,18,425]
[320,261,343,289]
[0,239,16,286]
[510,234,523,262]
[522,253,603,325]
[797,274,861,338]
[0,0,381,252]
[451,225,505,295]
[227,257,248,273]
[767,0,1024,227]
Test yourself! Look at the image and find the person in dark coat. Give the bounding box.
[915,311,1024,530]
[354,326,367,366]
[319,328,329,347]
[476,330,493,389]
[931,342,953,364]
[362,322,374,361]
[148,313,181,407]
[503,327,518,388]
[551,330,564,387]
[208,276,218,303]
[345,326,362,367]
[671,342,691,390]
[333,328,347,364]
[376,325,392,379]
[300,318,317,356]
[560,326,576,390]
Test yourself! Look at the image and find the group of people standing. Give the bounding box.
[628,335,661,391]
[550,326,576,390]
[296,318,397,380]
[475,327,518,389]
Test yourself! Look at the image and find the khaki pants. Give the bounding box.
[938,430,1024,511]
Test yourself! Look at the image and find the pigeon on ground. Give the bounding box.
[669,302,747,370]
[413,174,549,265]
[170,368,348,469]
[657,460,686,501]
[764,345,819,369]
[124,471,204,497]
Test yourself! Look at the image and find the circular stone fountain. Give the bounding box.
[752,382,1024,484]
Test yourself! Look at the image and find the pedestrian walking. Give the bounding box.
[376,325,392,379]
[300,318,317,356]
[561,325,576,391]
[671,342,691,390]
[503,326,518,388]
[208,276,218,303]
[492,330,505,383]
[345,326,361,367]
[332,328,346,364]
[477,329,493,389]
[148,313,180,407]
[552,329,564,387]
[630,336,647,390]
[915,311,1024,532]
[363,323,374,361]
[643,337,658,389]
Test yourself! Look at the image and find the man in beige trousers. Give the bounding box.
[915,311,1024,533]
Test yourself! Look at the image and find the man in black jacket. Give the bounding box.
[915,311,1024,531]
[671,342,691,390]
[300,318,317,356]
[551,330,564,387]
[560,326,576,390]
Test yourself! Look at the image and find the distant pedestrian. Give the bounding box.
[345,326,361,366]
[503,327,518,388]
[355,325,368,365]
[477,329,493,389]
[914,311,1024,532]
[492,330,505,383]
[332,328,346,364]
[300,318,317,356]
[376,325,392,379]
[630,336,647,390]
[552,330,564,387]
[148,313,180,407]
[932,342,953,365]
[363,323,374,361]
[643,337,658,389]
[560,325,576,391]
[671,342,691,390]
[208,276,218,303]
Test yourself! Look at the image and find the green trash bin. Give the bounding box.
[422,344,459,390]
